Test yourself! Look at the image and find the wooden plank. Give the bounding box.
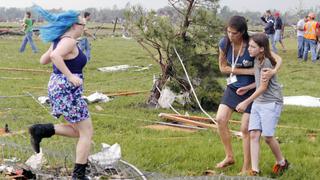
[159,113,242,137]
[106,90,149,97]
[0,130,26,137]
[159,113,218,129]
[171,114,241,125]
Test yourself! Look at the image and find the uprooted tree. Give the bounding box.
[125,0,224,111]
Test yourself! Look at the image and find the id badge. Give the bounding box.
[226,75,237,85]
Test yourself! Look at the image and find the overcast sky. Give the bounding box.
[0,0,319,12]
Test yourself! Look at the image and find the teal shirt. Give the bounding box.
[24,18,33,33]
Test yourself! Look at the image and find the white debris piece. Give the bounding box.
[134,64,153,72]
[122,34,132,40]
[175,92,191,106]
[98,65,136,72]
[25,149,47,170]
[0,165,14,174]
[158,87,190,108]
[4,157,20,163]
[98,64,151,72]
[88,143,121,168]
[284,96,320,107]
[84,92,111,103]
[158,87,176,108]
[38,96,50,104]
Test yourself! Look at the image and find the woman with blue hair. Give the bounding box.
[28,5,93,180]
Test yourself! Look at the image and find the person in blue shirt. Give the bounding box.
[78,12,96,61]
[274,12,286,52]
[215,15,282,174]
[261,10,277,53]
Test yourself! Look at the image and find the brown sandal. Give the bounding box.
[215,159,235,169]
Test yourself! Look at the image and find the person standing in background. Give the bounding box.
[274,12,286,52]
[296,16,308,59]
[261,10,277,53]
[78,12,96,61]
[19,11,38,53]
[303,12,319,62]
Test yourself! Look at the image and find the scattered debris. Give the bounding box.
[157,121,207,130]
[122,34,132,40]
[98,65,137,72]
[145,124,199,133]
[157,87,190,108]
[95,105,104,111]
[133,64,153,72]
[284,96,320,107]
[88,143,121,168]
[4,157,20,163]
[159,113,242,137]
[158,88,176,108]
[83,92,111,103]
[97,64,152,73]
[0,29,24,36]
[307,133,317,142]
[159,113,218,129]
[203,169,217,176]
[25,149,47,170]
[0,164,36,179]
[5,124,9,133]
[0,129,25,137]
[106,90,149,97]
[38,96,50,104]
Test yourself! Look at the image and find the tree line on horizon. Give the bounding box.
[0,3,319,26]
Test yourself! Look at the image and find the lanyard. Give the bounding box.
[231,42,243,75]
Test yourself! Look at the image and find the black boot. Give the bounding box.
[72,163,90,180]
[29,123,55,153]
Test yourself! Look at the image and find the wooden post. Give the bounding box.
[112,17,118,36]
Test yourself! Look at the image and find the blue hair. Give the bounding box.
[33,5,80,42]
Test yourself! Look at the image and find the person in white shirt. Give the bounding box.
[296,16,308,59]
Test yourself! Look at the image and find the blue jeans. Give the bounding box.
[267,34,277,53]
[78,38,90,61]
[19,31,38,53]
[297,36,304,58]
[317,42,320,59]
[303,39,317,61]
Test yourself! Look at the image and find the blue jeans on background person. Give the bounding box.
[317,42,320,60]
[297,36,304,59]
[267,33,277,53]
[303,39,317,62]
[78,38,91,61]
[19,31,38,53]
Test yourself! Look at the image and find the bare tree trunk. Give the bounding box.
[181,0,194,41]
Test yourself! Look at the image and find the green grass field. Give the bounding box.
[0,35,319,179]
